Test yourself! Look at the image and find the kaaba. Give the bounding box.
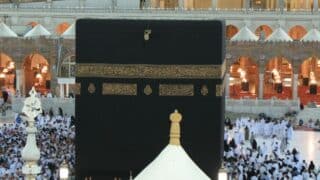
[76,19,225,180]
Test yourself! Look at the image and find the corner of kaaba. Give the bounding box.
[75,19,225,180]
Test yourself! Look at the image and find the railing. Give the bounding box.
[226,98,300,117]
[0,6,318,16]
[11,97,75,116]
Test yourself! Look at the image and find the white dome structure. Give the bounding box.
[301,28,320,42]
[24,24,51,38]
[266,27,293,42]
[61,23,75,39]
[231,26,258,41]
[134,110,211,180]
[0,22,18,37]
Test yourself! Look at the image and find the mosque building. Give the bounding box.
[0,0,319,105]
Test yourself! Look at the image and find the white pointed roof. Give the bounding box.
[61,23,75,39]
[134,110,211,180]
[24,24,51,38]
[266,27,293,42]
[301,28,320,42]
[231,26,258,41]
[0,22,18,37]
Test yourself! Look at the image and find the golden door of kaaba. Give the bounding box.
[76,19,225,180]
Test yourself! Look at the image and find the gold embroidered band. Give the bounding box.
[76,63,222,79]
[159,84,194,96]
[102,83,137,96]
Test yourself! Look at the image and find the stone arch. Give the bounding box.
[22,53,51,95]
[0,53,15,95]
[288,25,307,40]
[299,56,320,104]
[226,24,239,40]
[264,56,293,99]
[229,56,258,99]
[255,25,273,40]
[56,22,70,35]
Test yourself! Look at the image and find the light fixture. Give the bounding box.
[218,163,228,180]
[2,68,8,73]
[8,62,15,69]
[41,66,48,73]
[242,78,248,83]
[144,29,152,41]
[0,73,5,78]
[310,71,317,85]
[36,73,42,79]
[59,161,69,180]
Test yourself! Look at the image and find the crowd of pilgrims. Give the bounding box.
[0,108,75,179]
[224,115,320,180]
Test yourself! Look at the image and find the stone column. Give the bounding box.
[292,74,298,99]
[144,0,151,8]
[225,73,230,98]
[259,73,264,99]
[314,0,318,12]
[66,84,69,97]
[15,69,22,94]
[245,0,250,10]
[21,71,26,97]
[178,0,184,9]
[270,0,275,9]
[279,0,284,12]
[242,0,246,9]
[46,0,52,7]
[79,0,86,8]
[60,84,64,98]
[212,0,217,9]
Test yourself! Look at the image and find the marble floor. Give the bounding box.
[289,130,320,166]
[2,121,320,167]
[254,130,320,167]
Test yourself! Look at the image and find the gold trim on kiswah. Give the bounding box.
[102,83,137,96]
[88,83,96,94]
[159,84,194,96]
[215,84,223,97]
[76,63,222,79]
[75,83,81,95]
[221,60,226,78]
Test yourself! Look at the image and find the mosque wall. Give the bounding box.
[0,37,74,95]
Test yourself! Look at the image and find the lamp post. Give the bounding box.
[59,161,69,180]
[218,161,228,180]
[21,87,42,180]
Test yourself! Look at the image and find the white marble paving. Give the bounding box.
[254,130,320,167]
[289,131,320,166]
[229,127,320,168]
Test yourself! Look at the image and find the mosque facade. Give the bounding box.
[0,0,319,104]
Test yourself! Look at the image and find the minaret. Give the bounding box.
[21,87,42,180]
